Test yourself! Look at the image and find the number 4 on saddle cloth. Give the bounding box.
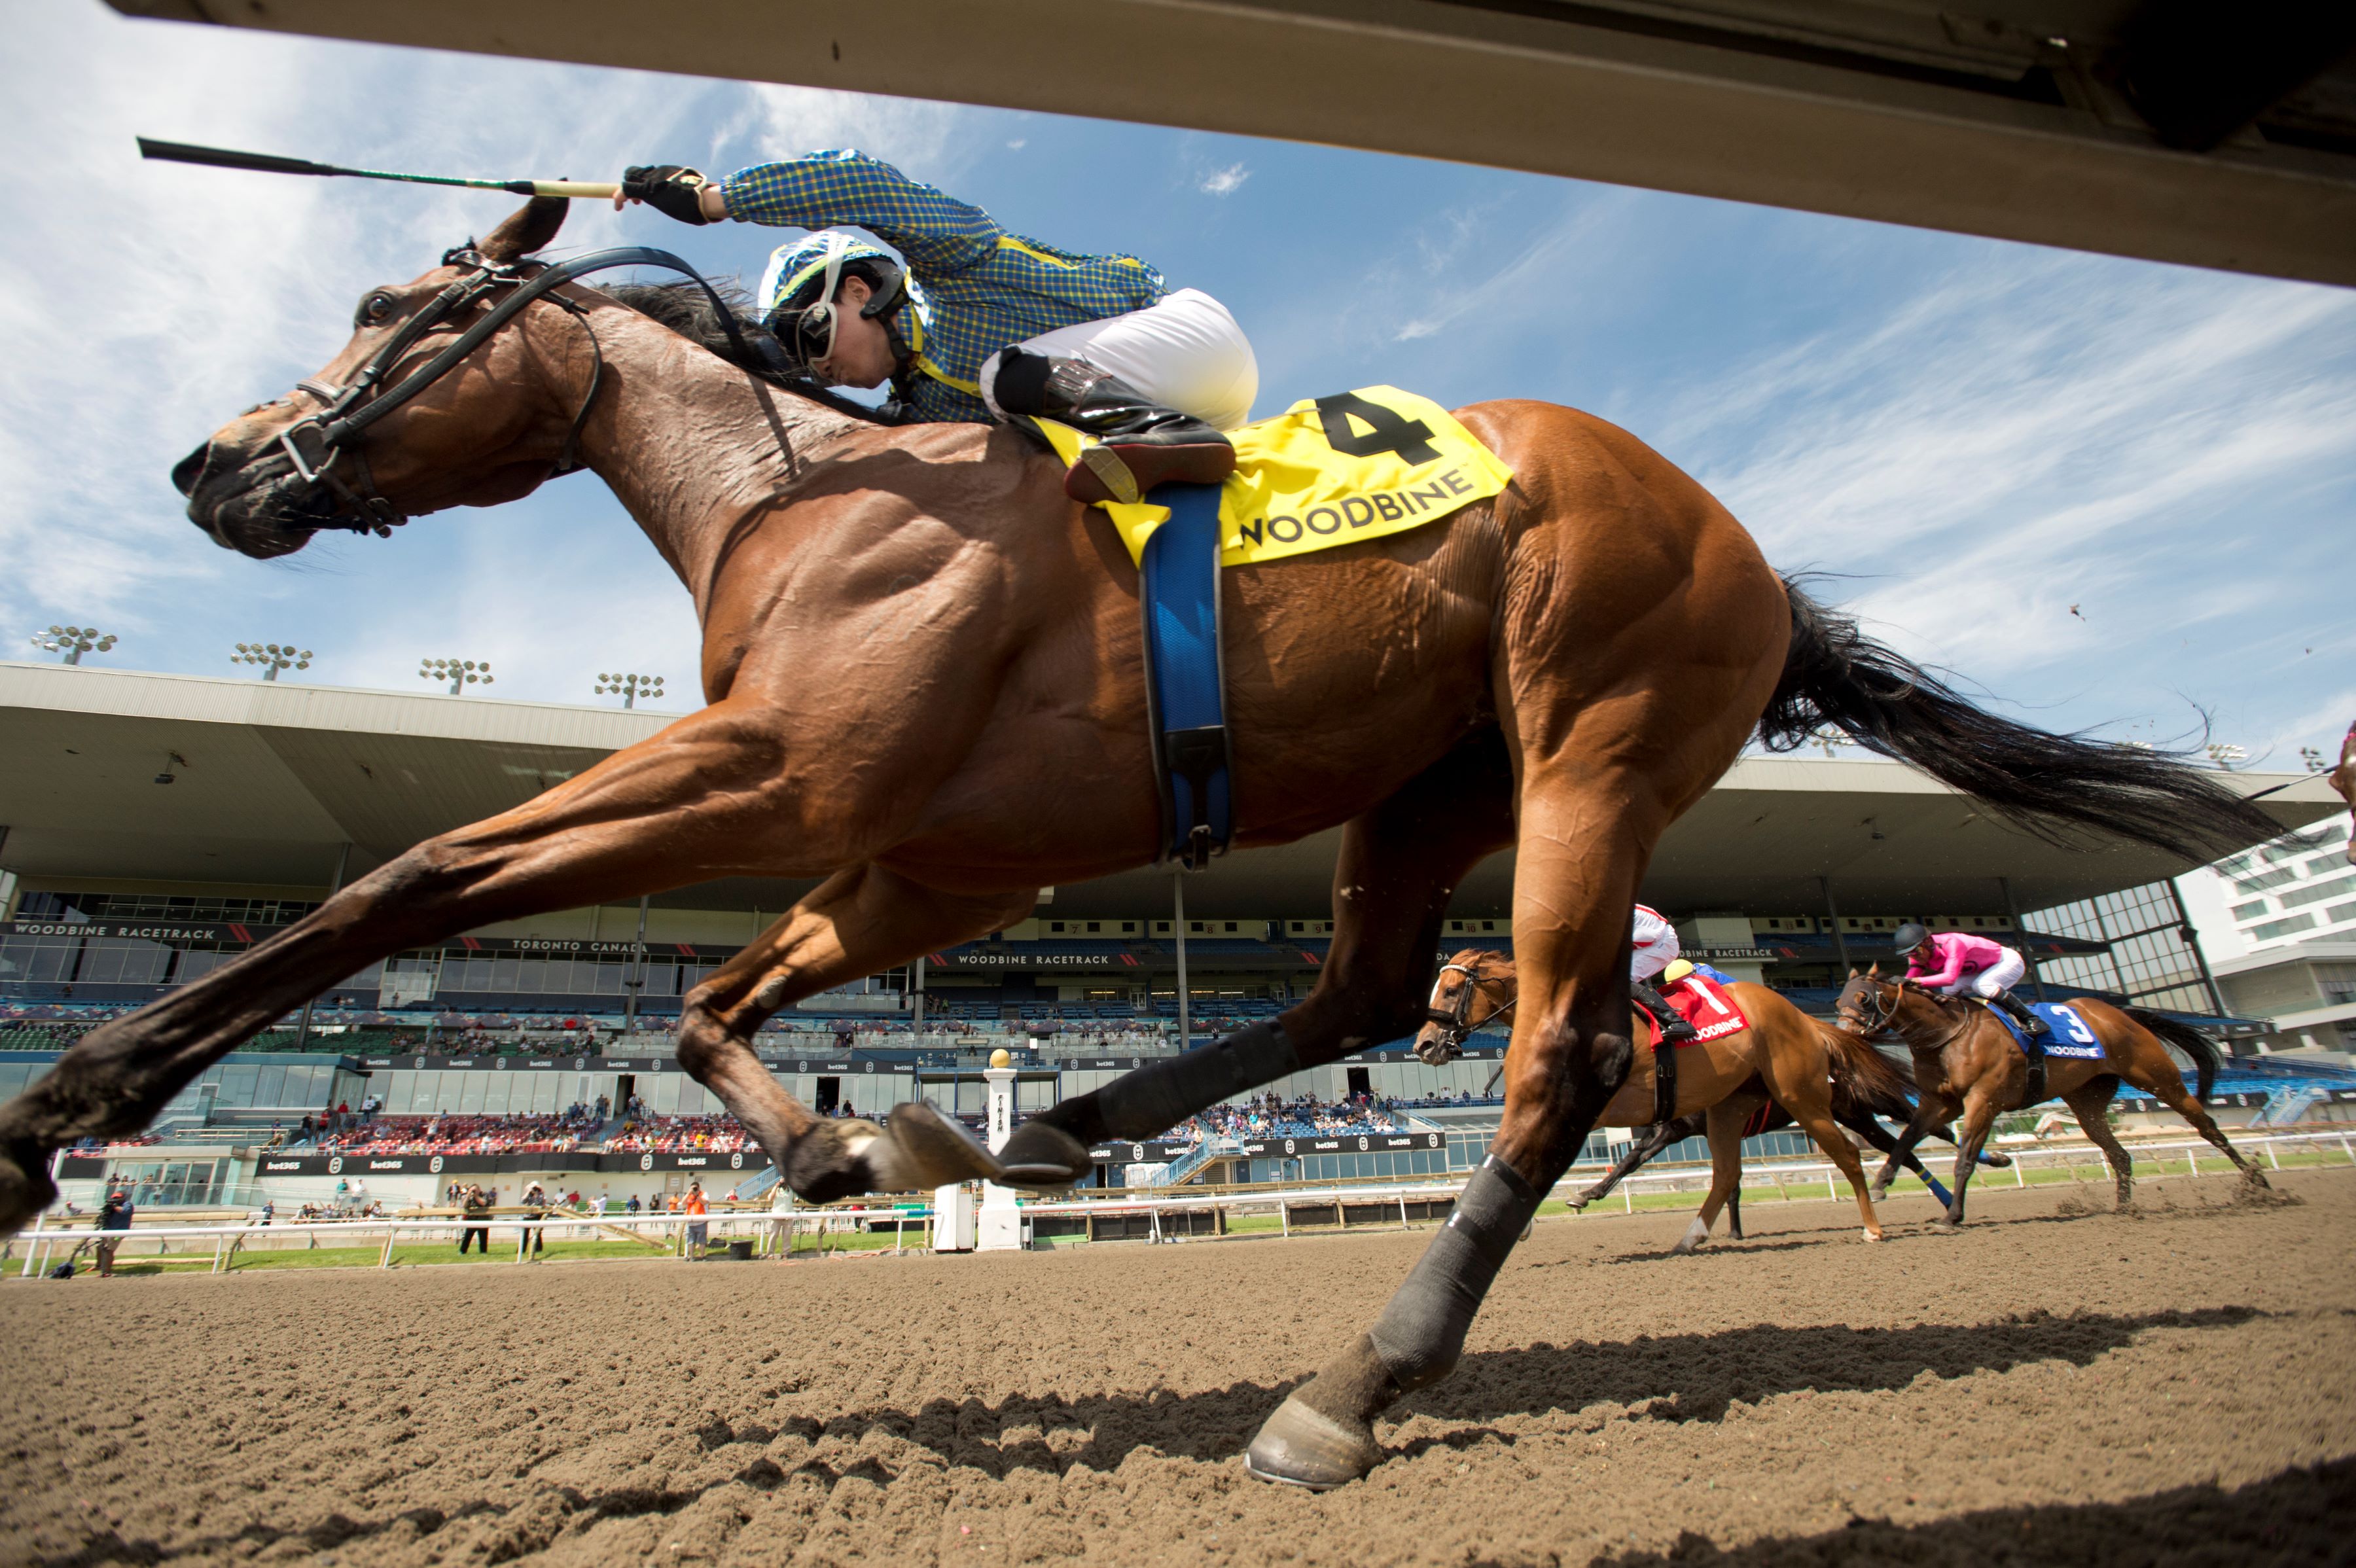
[1984,1000,2109,1059]
[1012,386,1516,868]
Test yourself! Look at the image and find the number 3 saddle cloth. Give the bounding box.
[1014,384,1516,569]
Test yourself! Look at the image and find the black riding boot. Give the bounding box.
[1632,982,1694,1124]
[1990,991,2050,1104]
[993,347,1236,505]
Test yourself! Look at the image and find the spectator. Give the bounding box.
[520,1181,548,1260]
[682,1183,709,1253]
[626,1193,642,1216]
[457,1185,491,1256]
[96,1188,134,1277]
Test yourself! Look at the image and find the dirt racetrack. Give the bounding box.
[5,1169,2352,1567]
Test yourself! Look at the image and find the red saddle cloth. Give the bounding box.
[1646,971,1749,1048]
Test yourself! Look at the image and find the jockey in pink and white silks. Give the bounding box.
[1896,921,2050,1092]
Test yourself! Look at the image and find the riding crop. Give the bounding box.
[136,138,619,200]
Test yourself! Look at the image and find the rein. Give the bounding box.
[1841,978,1972,1056]
[1425,961,1513,1056]
[276,244,789,533]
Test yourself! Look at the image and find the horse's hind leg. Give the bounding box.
[2065,1081,2133,1209]
[673,866,1034,1200]
[1245,745,1694,1488]
[0,702,868,1232]
[998,733,1514,1179]
[2146,1075,2267,1187]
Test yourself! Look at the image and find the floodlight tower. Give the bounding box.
[29,626,116,666]
[419,656,493,695]
[593,671,665,709]
[2205,743,2248,769]
[231,642,313,681]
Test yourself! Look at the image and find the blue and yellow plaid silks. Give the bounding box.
[724,149,1170,423]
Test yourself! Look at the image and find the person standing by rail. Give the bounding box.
[456,1184,491,1256]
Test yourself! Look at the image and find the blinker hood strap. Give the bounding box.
[1368,1154,1541,1392]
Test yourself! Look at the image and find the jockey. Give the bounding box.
[618,152,1257,507]
[1895,921,2049,1092]
[1630,904,1698,1047]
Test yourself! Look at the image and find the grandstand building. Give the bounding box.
[5,659,2347,1205]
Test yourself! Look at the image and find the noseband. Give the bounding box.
[275,243,787,533]
[1425,961,1513,1055]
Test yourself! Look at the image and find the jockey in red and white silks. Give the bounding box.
[1631,904,1681,983]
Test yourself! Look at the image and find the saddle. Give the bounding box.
[1014,386,1515,868]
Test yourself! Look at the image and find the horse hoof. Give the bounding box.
[0,1143,57,1236]
[1978,1151,2013,1169]
[1670,1217,1711,1256]
[2243,1169,2272,1190]
[995,1119,1092,1189]
[870,1103,1003,1190]
[1861,1228,1882,1243]
[1243,1392,1382,1489]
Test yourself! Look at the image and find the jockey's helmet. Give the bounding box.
[757,232,908,374]
[1892,921,1929,955]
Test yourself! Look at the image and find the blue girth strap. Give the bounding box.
[1139,482,1233,868]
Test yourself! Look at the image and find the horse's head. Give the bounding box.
[1838,964,1946,1041]
[1414,948,1514,1065]
[174,198,580,558]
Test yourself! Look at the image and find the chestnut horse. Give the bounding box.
[1415,950,1919,1251]
[0,199,2282,1489]
[1834,968,2265,1226]
[1416,952,2005,1231]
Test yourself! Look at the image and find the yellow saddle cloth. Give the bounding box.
[1020,385,1514,569]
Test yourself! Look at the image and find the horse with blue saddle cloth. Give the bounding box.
[1838,967,2270,1230]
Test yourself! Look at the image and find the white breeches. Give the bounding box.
[1938,948,2027,999]
[978,287,1259,433]
[1630,933,1681,984]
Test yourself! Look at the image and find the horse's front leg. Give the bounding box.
[673,865,1033,1201]
[1870,1075,1953,1198]
[0,700,857,1233]
[1573,1111,1704,1211]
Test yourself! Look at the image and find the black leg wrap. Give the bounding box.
[1366,1155,1543,1393]
[1095,1020,1300,1140]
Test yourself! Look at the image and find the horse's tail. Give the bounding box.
[1760,579,2281,858]
[1820,1022,1917,1120]
[2121,1005,2221,1104]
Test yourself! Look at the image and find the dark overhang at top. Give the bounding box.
[107,0,2356,287]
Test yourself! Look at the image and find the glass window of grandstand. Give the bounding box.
[105,1158,226,1207]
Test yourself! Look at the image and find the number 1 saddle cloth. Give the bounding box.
[1013,384,1516,568]
[1652,963,1750,1048]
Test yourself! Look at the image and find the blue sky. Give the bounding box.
[3,0,2350,770]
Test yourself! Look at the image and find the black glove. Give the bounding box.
[623,165,715,225]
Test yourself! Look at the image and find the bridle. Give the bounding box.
[273,243,786,534]
[1423,961,1514,1057]
[1840,975,1972,1054]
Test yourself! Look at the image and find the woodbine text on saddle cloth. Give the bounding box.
[1019,384,1516,569]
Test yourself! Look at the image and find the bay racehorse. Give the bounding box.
[1835,968,2265,1225]
[1418,950,1923,1251]
[1415,951,2006,1232]
[0,199,2285,1488]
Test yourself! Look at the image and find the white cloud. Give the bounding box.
[1199,163,1250,197]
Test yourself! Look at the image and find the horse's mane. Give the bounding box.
[601,278,903,426]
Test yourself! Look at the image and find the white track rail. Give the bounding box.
[12,1128,2351,1280]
